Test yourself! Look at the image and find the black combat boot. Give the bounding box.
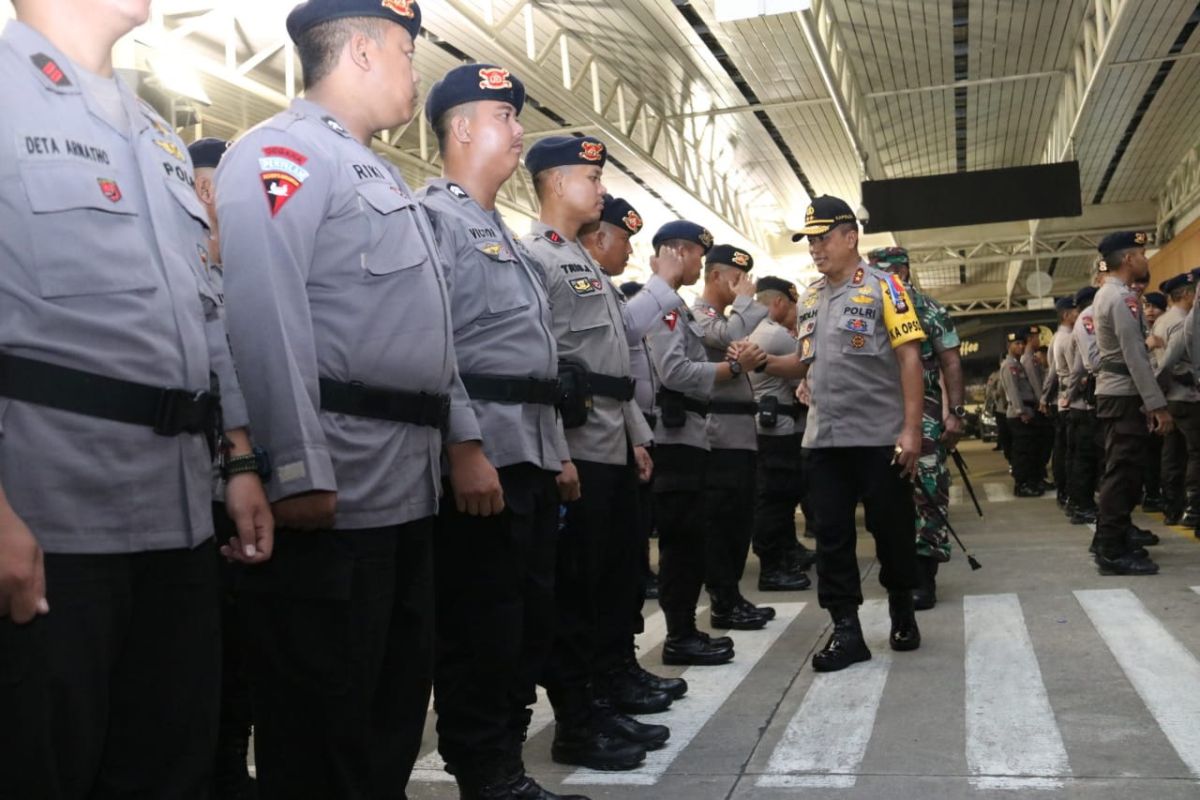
[1095,551,1160,576]
[663,614,734,666]
[708,585,768,630]
[643,571,660,600]
[622,652,688,700]
[734,589,776,621]
[888,591,921,651]
[788,544,818,572]
[758,556,812,591]
[1127,526,1160,548]
[1142,493,1164,513]
[595,665,672,714]
[694,629,734,649]
[1014,483,1042,498]
[507,771,591,800]
[912,557,938,611]
[1163,500,1184,526]
[550,724,645,772]
[811,606,871,672]
[1183,498,1200,528]
[1068,505,1097,525]
[591,699,670,751]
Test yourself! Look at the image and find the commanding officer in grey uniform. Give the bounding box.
[216,2,454,796]
[1152,272,1200,527]
[520,136,669,772]
[580,196,690,711]
[646,221,765,666]
[1001,330,1043,496]
[416,65,586,800]
[761,195,926,673]
[0,2,273,797]
[1092,231,1172,575]
[747,277,814,592]
[693,245,776,630]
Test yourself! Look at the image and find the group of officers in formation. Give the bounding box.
[986,229,1190,576]
[6,1,1165,799]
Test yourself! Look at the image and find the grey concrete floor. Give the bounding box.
[407,440,1200,800]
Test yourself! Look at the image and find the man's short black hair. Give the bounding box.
[295,17,388,90]
[433,101,478,156]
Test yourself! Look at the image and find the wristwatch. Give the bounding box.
[727,358,744,376]
[219,445,272,481]
[950,404,967,418]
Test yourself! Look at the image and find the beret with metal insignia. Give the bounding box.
[187,137,229,170]
[1053,295,1076,313]
[791,194,858,240]
[286,0,422,45]
[706,244,754,272]
[525,135,607,176]
[425,63,525,127]
[1159,272,1195,294]
[1026,326,1041,339]
[1097,230,1150,260]
[652,221,714,254]
[867,246,909,269]
[619,281,643,299]
[600,195,644,236]
[1143,292,1168,311]
[1006,328,1028,343]
[1074,285,1098,307]
[756,276,799,302]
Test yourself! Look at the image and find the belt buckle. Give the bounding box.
[153,388,208,436]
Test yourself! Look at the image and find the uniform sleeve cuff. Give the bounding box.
[266,444,337,503]
[219,391,251,432]
[445,404,483,446]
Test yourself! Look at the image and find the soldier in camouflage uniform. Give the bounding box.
[868,248,965,611]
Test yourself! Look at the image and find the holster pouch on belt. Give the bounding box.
[657,389,688,429]
[757,396,780,429]
[556,359,591,429]
[1173,371,1197,388]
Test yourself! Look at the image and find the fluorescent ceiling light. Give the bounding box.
[714,0,812,23]
[148,52,211,105]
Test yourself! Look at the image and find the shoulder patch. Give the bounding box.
[30,53,71,87]
[259,146,310,217]
[704,306,718,318]
[663,310,680,331]
[1083,316,1095,335]
[851,267,865,286]
[448,182,468,198]
[546,230,565,245]
[1124,295,1140,319]
[322,116,350,137]
[883,274,909,314]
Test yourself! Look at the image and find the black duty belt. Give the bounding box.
[0,353,219,436]
[709,401,759,416]
[319,378,449,428]
[656,391,710,416]
[1099,361,1131,376]
[1173,372,1197,387]
[776,404,803,420]
[584,372,636,402]
[462,374,560,405]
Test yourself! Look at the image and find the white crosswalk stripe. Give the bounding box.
[982,482,1014,503]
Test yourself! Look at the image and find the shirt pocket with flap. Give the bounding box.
[354,181,429,277]
[19,161,157,299]
[475,240,532,316]
[564,269,610,332]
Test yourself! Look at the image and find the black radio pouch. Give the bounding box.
[658,389,688,429]
[758,396,780,429]
[556,359,591,429]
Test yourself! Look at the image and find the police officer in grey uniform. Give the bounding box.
[1044,298,1077,509]
[415,64,587,800]
[747,277,814,592]
[1022,325,1054,490]
[520,136,669,772]
[1092,231,1172,575]
[645,221,764,666]
[1001,330,1042,496]
[580,196,690,709]
[216,2,454,796]
[761,195,925,673]
[0,3,274,796]
[1152,271,1200,527]
[693,245,776,629]
[1067,285,1102,523]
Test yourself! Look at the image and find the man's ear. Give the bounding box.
[450,113,472,145]
[348,30,373,72]
[195,175,215,206]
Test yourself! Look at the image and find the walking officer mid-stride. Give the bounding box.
[0,1,274,797]
[1092,231,1173,576]
[747,276,814,592]
[216,2,455,796]
[762,195,926,673]
[521,136,669,772]
[1001,329,1043,496]
[416,64,587,800]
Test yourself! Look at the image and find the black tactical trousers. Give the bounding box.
[653,444,709,633]
[1036,411,1055,481]
[1068,409,1102,511]
[242,520,434,800]
[1145,430,1163,501]
[996,414,1012,462]
[1008,413,1040,487]
[542,459,641,722]
[434,465,559,777]
[0,541,220,800]
[212,505,254,773]
[752,433,804,565]
[704,448,757,589]
[1096,396,1150,557]
[1162,401,1200,516]
[1052,409,1069,494]
[803,446,918,610]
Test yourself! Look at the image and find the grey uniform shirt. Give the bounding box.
[1021,345,1044,393]
[611,273,682,428]
[1000,354,1036,418]
[798,263,927,448]
[0,21,247,554]
[748,318,801,437]
[1152,305,1200,403]
[217,98,459,530]
[1047,325,1073,407]
[1094,277,1166,409]
[419,179,568,471]
[522,223,651,464]
[645,304,717,450]
[693,295,768,451]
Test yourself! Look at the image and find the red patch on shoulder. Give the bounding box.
[663,310,679,331]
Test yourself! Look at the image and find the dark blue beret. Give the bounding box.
[525,135,607,176]
[600,195,644,236]
[756,276,798,302]
[1006,328,1029,343]
[1054,296,1076,312]
[425,63,525,127]
[652,221,714,254]
[187,137,229,170]
[619,281,643,299]
[1159,272,1195,294]
[1074,285,1098,307]
[1098,230,1150,259]
[286,0,421,44]
[706,244,754,272]
[1143,292,1168,311]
